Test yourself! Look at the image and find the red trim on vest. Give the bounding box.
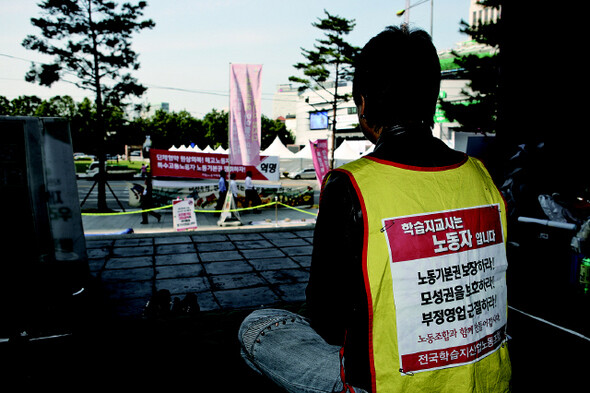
[365,154,468,171]
[338,331,357,393]
[334,167,376,393]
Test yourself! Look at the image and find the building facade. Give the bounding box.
[272,1,499,155]
[272,75,477,155]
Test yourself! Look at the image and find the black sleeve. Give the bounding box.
[305,170,364,346]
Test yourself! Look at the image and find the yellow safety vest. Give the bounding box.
[335,156,511,393]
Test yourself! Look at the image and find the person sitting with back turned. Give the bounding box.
[238,25,511,393]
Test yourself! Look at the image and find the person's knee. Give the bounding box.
[238,308,297,356]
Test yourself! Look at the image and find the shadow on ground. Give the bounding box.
[2,276,300,390]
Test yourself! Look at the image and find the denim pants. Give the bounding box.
[238,308,367,393]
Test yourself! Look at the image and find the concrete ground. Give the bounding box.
[1,203,588,391]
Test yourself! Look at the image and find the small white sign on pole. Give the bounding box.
[173,197,198,231]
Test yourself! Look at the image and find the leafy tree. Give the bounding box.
[36,95,78,117]
[200,109,227,149]
[438,0,501,135]
[5,95,43,116]
[289,9,359,167]
[199,109,294,151]
[0,94,75,117]
[22,0,154,211]
[70,97,99,153]
[1,93,294,166]
[261,115,294,150]
[0,96,10,115]
[146,109,205,150]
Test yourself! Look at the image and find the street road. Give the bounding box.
[77,178,139,211]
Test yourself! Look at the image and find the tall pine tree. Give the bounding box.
[23,0,154,211]
[289,9,359,168]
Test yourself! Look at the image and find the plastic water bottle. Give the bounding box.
[580,257,590,295]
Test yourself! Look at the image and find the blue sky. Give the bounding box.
[1,0,470,118]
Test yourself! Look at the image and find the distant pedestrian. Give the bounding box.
[141,164,147,178]
[229,173,239,206]
[244,171,261,213]
[140,174,161,224]
[215,170,228,214]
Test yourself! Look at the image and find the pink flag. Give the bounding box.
[229,64,263,166]
[310,139,329,187]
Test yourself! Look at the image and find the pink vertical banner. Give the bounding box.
[310,139,329,187]
[229,64,263,166]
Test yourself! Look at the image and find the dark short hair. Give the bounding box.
[352,25,441,128]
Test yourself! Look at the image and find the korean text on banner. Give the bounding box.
[229,64,262,166]
[149,148,279,182]
[310,139,329,187]
[382,204,508,374]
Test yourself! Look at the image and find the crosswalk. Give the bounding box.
[77,179,137,210]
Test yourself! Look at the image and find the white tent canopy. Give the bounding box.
[294,144,312,159]
[166,137,374,178]
[334,140,360,160]
[262,136,295,158]
[345,140,375,156]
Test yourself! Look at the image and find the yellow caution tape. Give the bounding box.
[81,201,318,217]
[276,202,318,216]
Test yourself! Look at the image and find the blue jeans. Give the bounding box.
[238,308,367,393]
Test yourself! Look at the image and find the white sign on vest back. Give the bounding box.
[382,204,508,374]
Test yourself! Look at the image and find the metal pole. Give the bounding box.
[228,63,232,172]
[275,197,278,227]
[430,0,434,37]
[405,0,410,24]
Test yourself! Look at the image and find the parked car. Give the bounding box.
[85,161,135,180]
[287,168,316,180]
[74,154,96,161]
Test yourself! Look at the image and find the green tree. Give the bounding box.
[261,115,294,150]
[70,97,98,153]
[5,95,43,116]
[202,109,228,149]
[36,95,78,117]
[0,96,10,115]
[439,0,501,135]
[22,0,154,211]
[289,9,359,167]
[0,94,76,117]
[146,109,205,150]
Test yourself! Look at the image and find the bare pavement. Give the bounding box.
[2,198,588,391]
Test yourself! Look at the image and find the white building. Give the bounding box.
[469,0,501,26]
[294,81,360,150]
[271,0,499,156]
[271,74,478,155]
